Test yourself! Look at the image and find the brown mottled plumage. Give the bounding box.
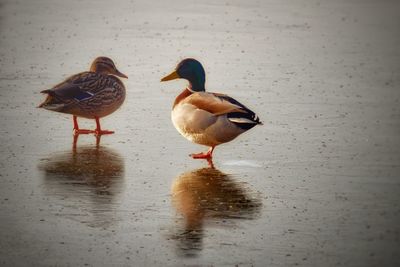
[39,57,127,135]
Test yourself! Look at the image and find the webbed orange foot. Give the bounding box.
[95,129,114,135]
[189,146,215,159]
[190,152,212,159]
[73,129,95,135]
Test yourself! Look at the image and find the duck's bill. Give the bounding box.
[161,70,180,82]
[116,70,128,79]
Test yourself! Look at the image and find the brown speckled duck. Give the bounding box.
[39,57,127,135]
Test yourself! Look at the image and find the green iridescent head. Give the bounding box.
[161,58,206,92]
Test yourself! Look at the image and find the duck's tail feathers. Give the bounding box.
[215,94,263,129]
[38,90,66,111]
[228,112,262,130]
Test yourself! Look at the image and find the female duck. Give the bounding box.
[39,57,127,135]
[161,58,262,159]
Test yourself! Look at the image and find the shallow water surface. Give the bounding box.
[38,144,125,228]
[1,0,400,266]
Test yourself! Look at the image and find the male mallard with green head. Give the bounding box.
[161,58,262,159]
[39,57,127,135]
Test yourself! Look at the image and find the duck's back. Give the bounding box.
[40,72,126,119]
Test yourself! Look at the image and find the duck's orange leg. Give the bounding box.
[73,115,95,134]
[94,116,114,135]
[190,146,215,159]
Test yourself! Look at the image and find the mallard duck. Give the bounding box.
[38,57,127,135]
[161,58,262,159]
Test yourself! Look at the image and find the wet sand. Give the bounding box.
[1,0,399,266]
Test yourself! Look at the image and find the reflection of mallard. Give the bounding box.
[38,145,124,227]
[171,167,261,256]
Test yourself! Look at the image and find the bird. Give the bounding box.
[38,56,128,135]
[161,58,262,159]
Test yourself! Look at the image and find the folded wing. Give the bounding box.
[184,92,262,131]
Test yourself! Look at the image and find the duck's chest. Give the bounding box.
[171,103,195,133]
[171,89,192,128]
[171,104,207,144]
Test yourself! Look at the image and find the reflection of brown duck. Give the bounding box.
[38,145,124,227]
[171,167,261,256]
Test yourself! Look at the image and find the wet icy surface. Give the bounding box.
[0,0,399,266]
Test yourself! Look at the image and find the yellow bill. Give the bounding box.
[161,70,180,82]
